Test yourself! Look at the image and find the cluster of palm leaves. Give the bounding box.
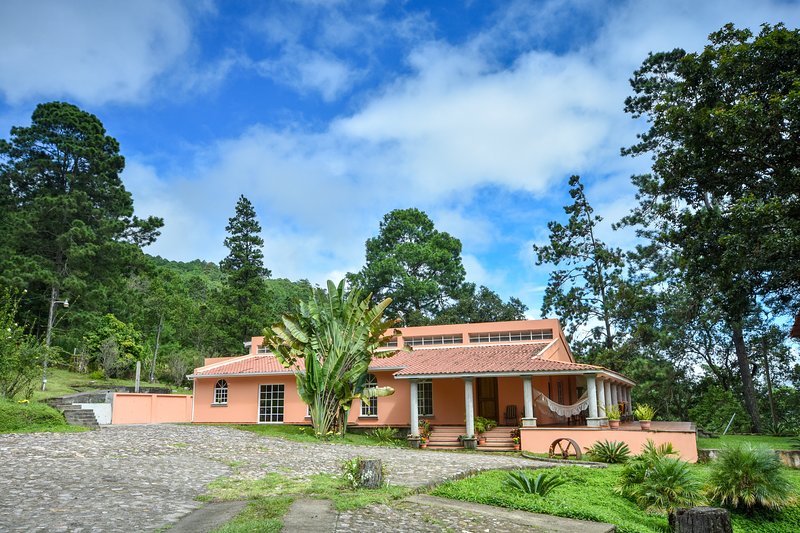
[585,440,630,463]
[706,445,794,511]
[503,470,566,497]
[263,280,401,437]
[616,440,702,513]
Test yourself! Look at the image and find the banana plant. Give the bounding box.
[264,280,403,437]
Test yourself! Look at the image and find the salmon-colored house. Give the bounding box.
[188,319,698,461]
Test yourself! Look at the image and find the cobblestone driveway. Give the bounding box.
[0,425,548,532]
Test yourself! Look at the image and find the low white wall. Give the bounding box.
[77,403,112,425]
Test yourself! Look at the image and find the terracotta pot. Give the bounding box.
[479,437,486,445]
[639,420,652,430]
[514,444,520,451]
[420,442,427,448]
[609,419,620,429]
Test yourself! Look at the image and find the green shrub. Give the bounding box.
[616,439,701,512]
[585,440,630,464]
[688,386,750,434]
[0,399,68,432]
[618,454,702,513]
[502,470,566,496]
[763,420,795,437]
[790,436,800,451]
[706,445,794,511]
[368,426,398,444]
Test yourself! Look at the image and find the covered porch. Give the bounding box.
[402,369,635,448]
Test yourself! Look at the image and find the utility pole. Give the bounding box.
[42,286,68,391]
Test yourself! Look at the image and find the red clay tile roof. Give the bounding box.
[191,343,611,379]
[391,343,601,376]
[192,354,299,376]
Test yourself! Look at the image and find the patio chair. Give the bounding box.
[504,404,518,426]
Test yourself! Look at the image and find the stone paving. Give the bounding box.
[0,424,551,532]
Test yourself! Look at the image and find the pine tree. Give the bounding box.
[220,195,269,346]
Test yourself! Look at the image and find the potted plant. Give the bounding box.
[474,417,487,443]
[634,404,655,430]
[606,404,621,429]
[417,419,432,447]
[510,427,521,451]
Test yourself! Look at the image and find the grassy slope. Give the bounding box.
[697,434,796,450]
[431,464,800,533]
[32,368,189,402]
[0,398,87,433]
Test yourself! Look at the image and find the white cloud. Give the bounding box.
[126,0,800,311]
[255,47,359,102]
[0,0,192,105]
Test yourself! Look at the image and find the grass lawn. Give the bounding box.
[0,398,87,434]
[233,423,405,447]
[697,434,797,450]
[431,464,800,533]
[203,471,412,532]
[31,367,189,402]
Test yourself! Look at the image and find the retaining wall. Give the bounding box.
[111,393,193,424]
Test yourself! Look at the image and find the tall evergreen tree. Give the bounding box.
[0,101,162,338]
[347,208,465,326]
[533,175,626,364]
[220,195,269,346]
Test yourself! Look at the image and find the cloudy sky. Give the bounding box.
[1,0,798,316]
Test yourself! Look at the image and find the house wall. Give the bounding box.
[193,372,586,427]
[193,371,415,426]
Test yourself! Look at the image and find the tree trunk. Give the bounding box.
[669,507,732,533]
[762,338,777,429]
[149,313,164,383]
[731,324,761,433]
[357,459,383,489]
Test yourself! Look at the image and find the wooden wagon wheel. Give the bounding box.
[548,437,582,460]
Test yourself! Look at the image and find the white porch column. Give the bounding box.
[604,380,612,414]
[586,375,599,418]
[521,376,537,427]
[596,377,606,416]
[463,378,477,448]
[611,382,619,408]
[410,380,419,437]
[626,387,633,414]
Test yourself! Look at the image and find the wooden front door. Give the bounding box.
[476,377,499,422]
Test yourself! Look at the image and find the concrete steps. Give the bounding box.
[427,425,464,448]
[477,426,517,452]
[46,398,100,430]
[425,425,520,452]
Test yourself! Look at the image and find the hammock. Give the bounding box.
[535,391,589,418]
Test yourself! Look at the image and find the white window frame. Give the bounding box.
[360,374,378,417]
[258,384,285,423]
[417,380,433,417]
[213,379,228,405]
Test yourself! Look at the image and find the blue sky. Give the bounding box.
[1,0,799,317]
